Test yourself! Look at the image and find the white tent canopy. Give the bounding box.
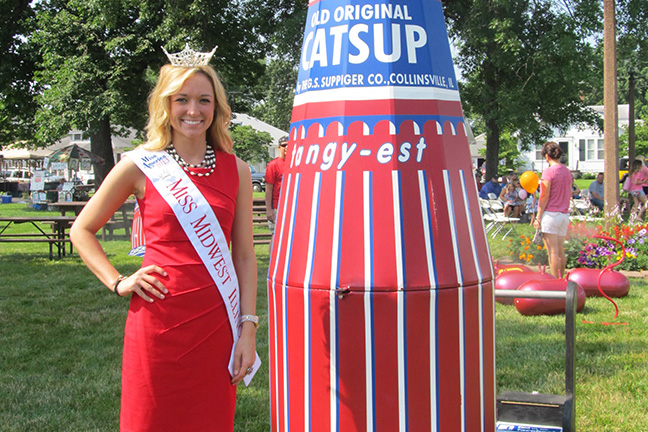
[0,146,51,160]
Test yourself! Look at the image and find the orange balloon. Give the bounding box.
[520,171,539,193]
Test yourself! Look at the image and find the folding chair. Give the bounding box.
[488,199,520,238]
[570,198,601,222]
[479,198,501,235]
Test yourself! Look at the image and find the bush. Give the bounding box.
[505,233,548,266]
[581,172,597,180]
[505,220,648,271]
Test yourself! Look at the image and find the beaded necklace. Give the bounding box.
[166,143,216,177]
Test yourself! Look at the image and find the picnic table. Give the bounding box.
[46,199,137,240]
[48,201,89,216]
[0,216,76,260]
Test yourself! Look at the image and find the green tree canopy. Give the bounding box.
[620,113,648,157]
[443,0,602,180]
[248,0,307,131]
[33,0,166,182]
[0,0,39,146]
[251,58,298,132]
[31,0,268,184]
[229,123,271,164]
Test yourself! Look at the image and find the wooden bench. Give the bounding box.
[252,198,272,246]
[253,232,273,245]
[102,201,135,241]
[0,237,72,260]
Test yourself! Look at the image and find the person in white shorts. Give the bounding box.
[534,142,573,278]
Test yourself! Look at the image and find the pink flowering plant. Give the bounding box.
[505,221,648,271]
[575,239,617,269]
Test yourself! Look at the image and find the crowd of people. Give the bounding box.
[478,159,648,222]
[478,172,536,223]
[477,147,648,277]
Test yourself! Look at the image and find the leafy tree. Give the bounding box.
[0,0,39,146]
[443,0,602,180]
[620,113,648,157]
[146,0,268,114]
[229,123,271,164]
[251,58,297,131]
[32,0,268,185]
[247,0,307,130]
[617,0,648,120]
[32,0,164,184]
[245,0,307,62]
[497,131,523,175]
[578,1,648,117]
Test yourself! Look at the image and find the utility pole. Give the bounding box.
[628,71,636,163]
[603,0,618,222]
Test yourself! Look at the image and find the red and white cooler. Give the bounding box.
[268,1,495,431]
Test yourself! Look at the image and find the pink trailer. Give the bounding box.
[268,1,495,431]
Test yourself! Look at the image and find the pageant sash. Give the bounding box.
[126,148,260,385]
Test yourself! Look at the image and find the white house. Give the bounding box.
[519,104,630,174]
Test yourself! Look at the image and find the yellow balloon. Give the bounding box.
[520,171,539,194]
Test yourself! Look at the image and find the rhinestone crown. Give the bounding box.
[162,43,217,67]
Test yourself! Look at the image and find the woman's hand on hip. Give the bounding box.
[117,266,168,302]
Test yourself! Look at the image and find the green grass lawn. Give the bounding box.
[575,178,593,191]
[1,202,646,431]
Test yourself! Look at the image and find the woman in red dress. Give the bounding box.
[70,49,258,431]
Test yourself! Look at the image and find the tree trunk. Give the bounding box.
[483,56,501,181]
[90,115,115,188]
[485,118,501,181]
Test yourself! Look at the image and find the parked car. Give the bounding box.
[2,168,32,183]
[618,156,648,182]
[249,165,265,192]
[42,171,62,183]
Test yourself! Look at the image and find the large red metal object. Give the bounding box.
[493,262,534,275]
[494,270,555,305]
[268,1,496,430]
[515,279,586,316]
[567,268,630,298]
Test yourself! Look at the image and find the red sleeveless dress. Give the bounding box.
[121,151,238,432]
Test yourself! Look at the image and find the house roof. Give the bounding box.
[231,113,287,144]
[0,144,51,160]
[590,104,630,123]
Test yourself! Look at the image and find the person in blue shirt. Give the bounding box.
[588,172,604,211]
[479,176,503,200]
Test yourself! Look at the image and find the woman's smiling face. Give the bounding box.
[169,72,215,146]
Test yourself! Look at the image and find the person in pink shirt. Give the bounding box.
[534,141,573,277]
[628,159,648,221]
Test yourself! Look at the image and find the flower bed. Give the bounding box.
[505,221,648,271]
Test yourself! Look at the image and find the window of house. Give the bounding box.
[596,139,604,159]
[535,144,543,160]
[71,133,83,141]
[581,138,604,160]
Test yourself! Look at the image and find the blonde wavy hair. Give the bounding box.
[143,64,233,153]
